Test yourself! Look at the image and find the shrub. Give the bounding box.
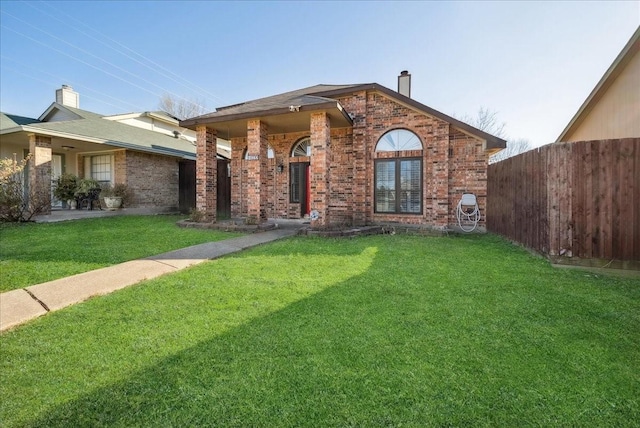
[53,173,78,202]
[101,183,134,207]
[74,178,101,198]
[188,208,208,223]
[0,154,50,222]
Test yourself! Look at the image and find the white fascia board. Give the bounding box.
[145,111,179,125]
[0,126,25,135]
[103,112,142,121]
[21,125,108,145]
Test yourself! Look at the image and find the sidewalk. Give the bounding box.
[0,225,300,332]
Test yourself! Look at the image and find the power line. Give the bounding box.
[0,64,141,113]
[1,23,201,115]
[1,10,208,111]
[0,55,147,112]
[25,1,226,105]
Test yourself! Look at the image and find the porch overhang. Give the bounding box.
[180,101,353,139]
[0,126,196,160]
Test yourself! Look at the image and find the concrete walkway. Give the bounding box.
[0,225,300,332]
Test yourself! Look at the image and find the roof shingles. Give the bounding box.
[2,104,196,159]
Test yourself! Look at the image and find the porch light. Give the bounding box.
[277,163,284,174]
[61,145,75,151]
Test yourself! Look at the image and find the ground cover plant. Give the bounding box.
[0,215,241,292]
[1,234,638,427]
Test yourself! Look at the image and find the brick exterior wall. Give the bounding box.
[122,151,180,210]
[310,112,331,227]
[225,89,489,228]
[448,129,488,227]
[79,150,180,211]
[28,135,52,214]
[196,125,217,221]
[245,120,269,222]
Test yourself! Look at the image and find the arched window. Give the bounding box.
[374,129,422,214]
[291,137,311,157]
[375,129,422,152]
[243,145,274,159]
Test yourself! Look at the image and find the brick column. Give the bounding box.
[432,121,450,226]
[246,119,268,223]
[310,112,331,228]
[28,134,52,215]
[196,125,217,222]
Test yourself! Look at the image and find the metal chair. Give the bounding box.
[78,188,102,210]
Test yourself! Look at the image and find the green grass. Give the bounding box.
[1,234,639,427]
[0,215,241,291]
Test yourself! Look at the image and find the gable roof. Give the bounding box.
[316,83,507,150]
[181,83,506,151]
[103,110,182,124]
[556,26,640,142]
[193,84,361,119]
[1,103,197,160]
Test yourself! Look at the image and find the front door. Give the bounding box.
[290,162,310,217]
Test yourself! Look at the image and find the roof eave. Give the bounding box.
[180,100,353,130]
[4,125,196,160]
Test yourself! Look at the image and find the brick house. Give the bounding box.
[1,85,228,214]
[180,73,506,229]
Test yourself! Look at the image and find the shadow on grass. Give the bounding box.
[7,235,640,427]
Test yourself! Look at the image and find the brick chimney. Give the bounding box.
[56,85,79,108]
[398,71,411,98]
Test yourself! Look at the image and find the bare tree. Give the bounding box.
[0,154,51,222]
[458,106,507,139]
[489,138,532,164]
[158,94,207,120]
[457,107,531,163]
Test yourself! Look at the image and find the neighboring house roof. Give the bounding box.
[103,110,182,124]
[1,103,198,160]
[0,113,42,128]
[556,26,640,142]
[181,83,507,151]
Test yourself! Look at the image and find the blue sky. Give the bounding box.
[1,1,638,147]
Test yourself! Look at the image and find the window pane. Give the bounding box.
[399,159,421,213]
[291,137,311,157]
[375,160,395,212]
[91,155,112,184]
[290,163,301,203]
[375,129,422,152]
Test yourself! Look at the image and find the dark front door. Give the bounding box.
[178,160,196,214]
[216,159,231,219]
[290,162,310,217]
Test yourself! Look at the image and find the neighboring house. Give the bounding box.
[180,72,506,229]
[0,85,228,214]
[557,26,640,142]
[103,110,231,158]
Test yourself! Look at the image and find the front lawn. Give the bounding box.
[0,215,241,292]
[1,234,638,426]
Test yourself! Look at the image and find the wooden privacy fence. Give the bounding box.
[487,138,639,268]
